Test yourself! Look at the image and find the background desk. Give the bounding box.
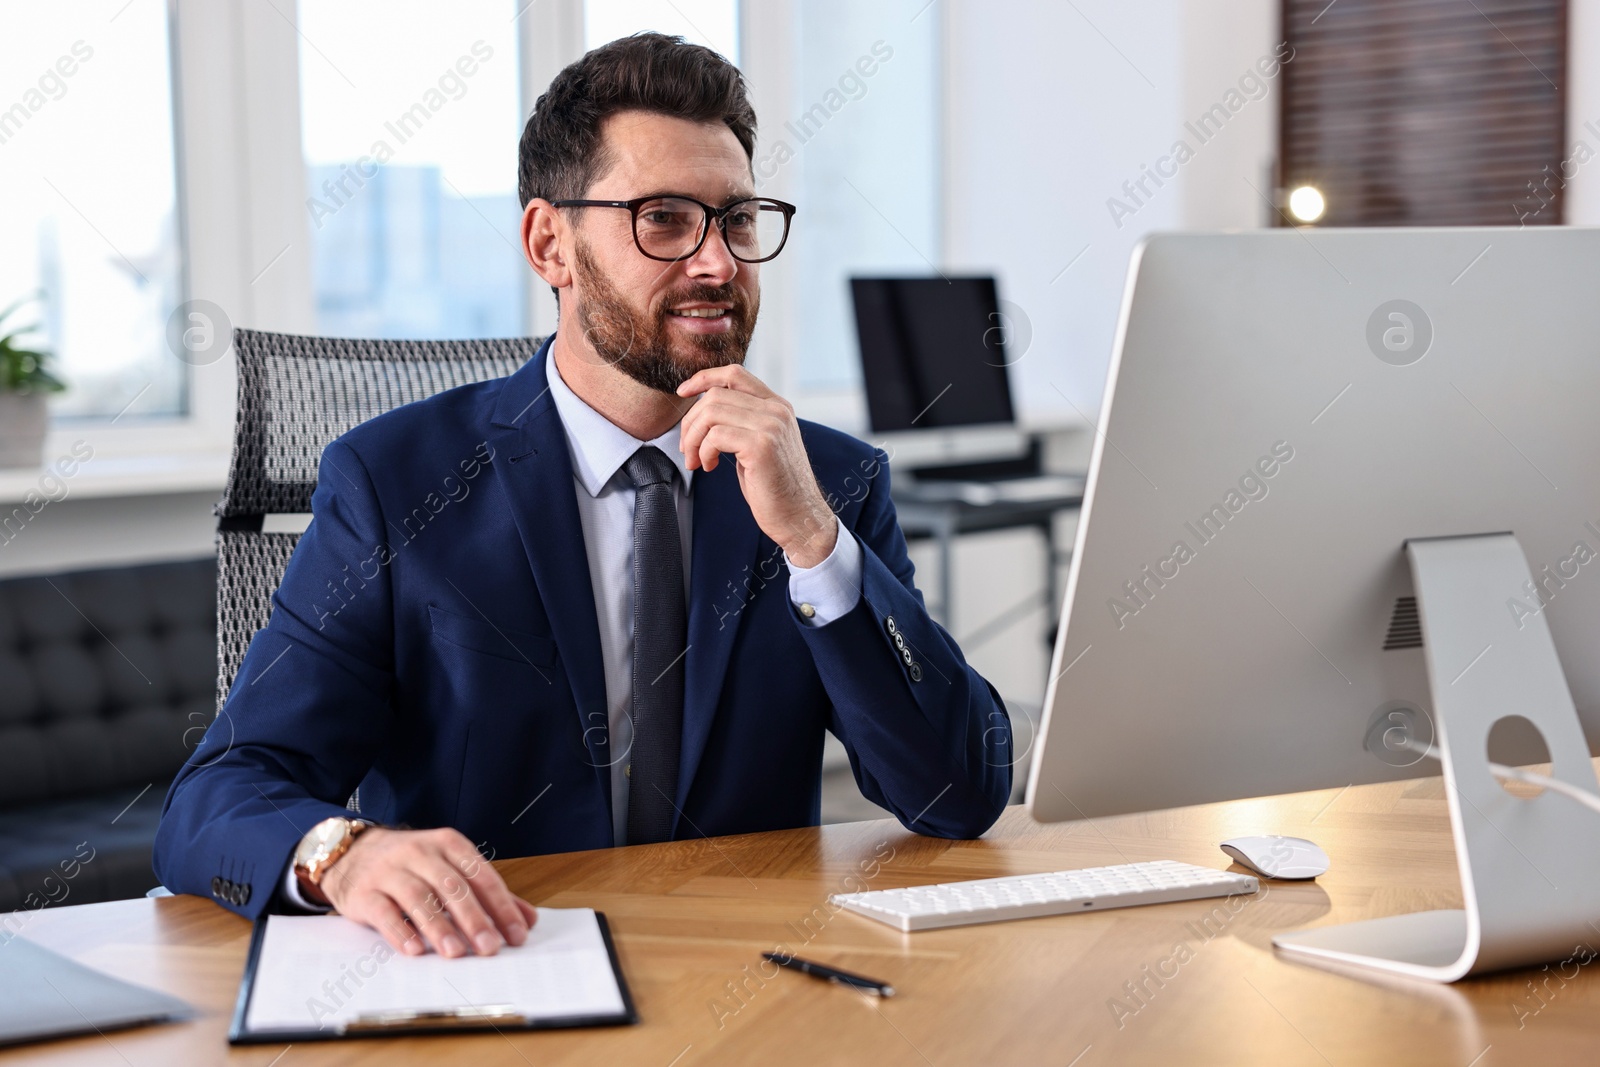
[891,483,1082,633]
[6,768,1599,1066]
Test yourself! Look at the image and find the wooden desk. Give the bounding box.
[6,770,1599,1066]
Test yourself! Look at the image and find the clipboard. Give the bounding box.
[228,908,638,1043]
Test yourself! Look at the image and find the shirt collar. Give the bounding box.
[546,343,695,498]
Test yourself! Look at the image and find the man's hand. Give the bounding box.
[317,827,538,958]
[676,366,838,567]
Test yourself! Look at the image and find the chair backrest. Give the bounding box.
[215,328,540,713]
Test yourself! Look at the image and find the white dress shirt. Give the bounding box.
[545,353,863,846]
[282,352,863,907]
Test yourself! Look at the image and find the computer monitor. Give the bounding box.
[850,276,1026,468]
[1028,227,1600,821]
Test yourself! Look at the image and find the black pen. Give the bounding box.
[762,952,896,997]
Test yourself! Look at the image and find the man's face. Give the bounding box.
[567,110,761,394]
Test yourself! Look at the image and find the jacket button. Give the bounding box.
[893,632,906,651]
[211,876,223,898]
[909,662,923,682]
[885,616,898,635]
[239,884,252,906]
[901,647,914,666]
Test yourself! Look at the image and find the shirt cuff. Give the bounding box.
[280,857,334,913]
[786,515,862,626]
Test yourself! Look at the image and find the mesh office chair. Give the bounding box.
[212,329,543,801]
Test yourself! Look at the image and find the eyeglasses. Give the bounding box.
[549,195,797,263]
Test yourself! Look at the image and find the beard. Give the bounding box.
[571,238,758,394]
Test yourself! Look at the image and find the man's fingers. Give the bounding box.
[356,892,425,956]
[319,828,535,958]
[679,389,775,471]
[423,858,504,956]
[392,872,471,957]
[678,386,764,445]
[700,424,756,472]
[474,875,532,947]
[443,844,530,947]
[515,897,539,929]
[676,364,774,399]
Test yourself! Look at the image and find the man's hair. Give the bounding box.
[517,32,757,210]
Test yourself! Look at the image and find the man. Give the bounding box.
[155,33,1010,960]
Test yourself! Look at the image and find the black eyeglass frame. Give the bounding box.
[549,195,798,263]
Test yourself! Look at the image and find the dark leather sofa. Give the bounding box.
[0,557,215,912]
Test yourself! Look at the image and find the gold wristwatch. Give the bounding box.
[293,816,374,903]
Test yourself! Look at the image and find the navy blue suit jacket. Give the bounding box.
[155,338,1011,918]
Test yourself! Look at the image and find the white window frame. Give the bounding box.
[519,0,585,341]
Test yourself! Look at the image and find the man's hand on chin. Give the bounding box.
[675,365,838,568]
[317,827,539,958]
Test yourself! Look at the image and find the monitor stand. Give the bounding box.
[1274,533,1600,981]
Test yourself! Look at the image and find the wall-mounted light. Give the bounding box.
[1287,185,1327,223]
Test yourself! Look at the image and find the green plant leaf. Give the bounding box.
[0,292,62,395]
[27,369,67,393]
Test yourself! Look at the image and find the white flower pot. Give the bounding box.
[0,392,48,469]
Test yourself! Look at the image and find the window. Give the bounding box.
[769,0,940,393]
[297,0,525,339]
[0,1,185,419]
[584,0,739,61]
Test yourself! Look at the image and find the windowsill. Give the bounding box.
[0,449,229,506]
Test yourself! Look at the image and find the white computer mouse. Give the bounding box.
[1219,835,1329,880]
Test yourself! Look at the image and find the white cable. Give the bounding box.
[1398,737,1600,818]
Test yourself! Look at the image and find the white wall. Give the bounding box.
[1179,0,1279,229]
[943,0,1279,429]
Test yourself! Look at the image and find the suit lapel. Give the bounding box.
[488,339,613,825]
[676,457,763,824]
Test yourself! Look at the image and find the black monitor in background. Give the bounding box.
[850,277,1016,433]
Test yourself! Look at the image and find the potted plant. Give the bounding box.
[0,292,65,469]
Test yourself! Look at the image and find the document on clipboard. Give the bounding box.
[229,908,637,1043]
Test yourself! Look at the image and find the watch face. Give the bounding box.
[298,817,349,867]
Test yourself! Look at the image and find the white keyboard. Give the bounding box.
[829,860,1258,932]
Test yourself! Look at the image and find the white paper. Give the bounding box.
[243,907,626,1033]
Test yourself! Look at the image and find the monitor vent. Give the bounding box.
[1383,596,1423,650]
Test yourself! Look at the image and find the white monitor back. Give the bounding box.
[1028,227,1600,821]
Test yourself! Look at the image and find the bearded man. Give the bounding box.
[155,32,1011,959]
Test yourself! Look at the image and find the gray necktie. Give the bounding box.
[623,445,686,845]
